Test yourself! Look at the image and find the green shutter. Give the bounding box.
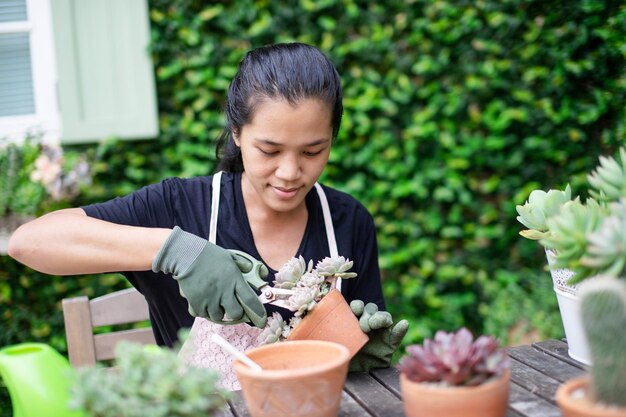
[50,0,158,144]
[0,33,35,117]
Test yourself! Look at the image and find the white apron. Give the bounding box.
[179,171,339,390]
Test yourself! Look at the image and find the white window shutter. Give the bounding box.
[50,0,158,144]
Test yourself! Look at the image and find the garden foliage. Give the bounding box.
[1,1,625,411]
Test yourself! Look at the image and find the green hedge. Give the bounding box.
[142,0,625,343]
[2,0,625,413]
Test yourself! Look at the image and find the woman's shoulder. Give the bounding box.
[158,175,213,189]
[156,173,239,195]
[162,171,238,187]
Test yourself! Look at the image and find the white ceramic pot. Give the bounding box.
[545,250,591,365]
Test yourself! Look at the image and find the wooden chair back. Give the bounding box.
[62,287,156,367]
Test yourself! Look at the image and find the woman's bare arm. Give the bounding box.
[7,208,172,275]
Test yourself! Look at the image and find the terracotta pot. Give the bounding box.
[234,340,350,417]
[287,289,368,358]
[400,369,511,417]
[556,376,626,417]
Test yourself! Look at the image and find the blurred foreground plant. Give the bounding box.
[70,332,231,417]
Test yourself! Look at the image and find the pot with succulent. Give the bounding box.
[555,276,626,417]
[222,256,365,417]
[396,327,510,417]
[516,147,626,364]
[255,255,369,357]
[70,333,232,417]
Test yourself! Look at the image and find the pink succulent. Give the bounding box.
[397,327,509,386]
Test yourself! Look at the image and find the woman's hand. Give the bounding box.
[348,300,409,372]
[152,226,268,328]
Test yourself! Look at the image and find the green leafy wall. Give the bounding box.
[142,0,625,343]
[2,0,625,412]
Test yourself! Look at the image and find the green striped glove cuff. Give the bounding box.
[152,226,207,276]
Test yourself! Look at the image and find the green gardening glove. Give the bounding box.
[152,226,267,328]
[348,300,409,372]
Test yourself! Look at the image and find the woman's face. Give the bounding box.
[235,98,333,214]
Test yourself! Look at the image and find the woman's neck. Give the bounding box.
[240,174,309,270]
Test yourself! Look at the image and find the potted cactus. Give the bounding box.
[556,276,626,417]
[396,327,510,417]
[69,336,231,417]
[516,147,626,364]
[256,256,369,357]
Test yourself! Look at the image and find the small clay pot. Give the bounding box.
[556,376,626,417]
[400,369,511,417]
[234,340,350,417]
[287,289,368,358]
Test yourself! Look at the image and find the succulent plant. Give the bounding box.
[579,200,626,280]
[396,327,509,387]
[297,269,325,288]
[258,312,289,344]
[587,147,626,203]
[257,255,357,345]
[288,285,321,317]
[517,147,626,285]
[516,184,573,240]
[274,255,312,289]
[539,198,606,284]
[579,276,626,407]
[316,256,358,278]
[70,332,231,417]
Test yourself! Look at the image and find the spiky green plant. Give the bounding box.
[580,200,626,280]
[588,147,626,203]
[579,276,626,407]
[539,198,606,284]
[517,147,626,286]
[516,185,573,240]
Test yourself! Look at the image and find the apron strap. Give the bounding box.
[314,182,341,291]
[209,171,223,245]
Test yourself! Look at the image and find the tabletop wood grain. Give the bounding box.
[217,339,586,417]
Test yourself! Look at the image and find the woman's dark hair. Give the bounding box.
[215,42,343,172]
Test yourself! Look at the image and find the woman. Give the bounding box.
[9,43,406,389]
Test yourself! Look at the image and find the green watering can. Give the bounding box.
[0,343,83,417]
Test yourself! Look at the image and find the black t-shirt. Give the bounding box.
[82,171,384,347]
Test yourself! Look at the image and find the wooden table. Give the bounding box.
[217,339,586,417]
